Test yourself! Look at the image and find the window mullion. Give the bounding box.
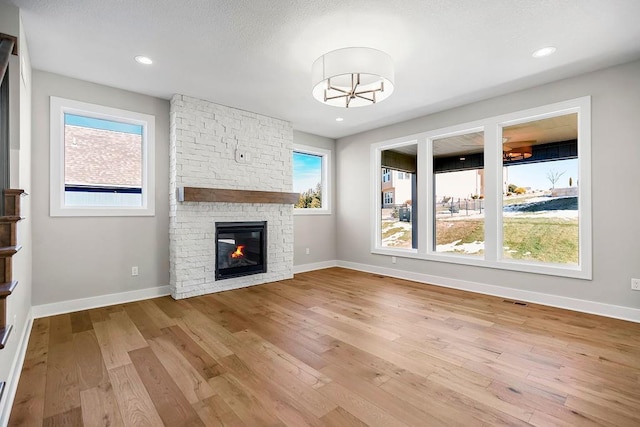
[482,123,500,262]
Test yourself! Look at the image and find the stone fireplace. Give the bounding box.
[169,95,294,299]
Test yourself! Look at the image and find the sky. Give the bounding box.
[293,152,322,193]
[65,113,143,135]
[506,158,578,191]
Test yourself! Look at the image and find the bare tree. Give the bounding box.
[546,169,566,189]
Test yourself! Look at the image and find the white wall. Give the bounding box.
[293,130,337,268]
[336,59,640,312]
[31,71,170,305]
[0,2,33,421]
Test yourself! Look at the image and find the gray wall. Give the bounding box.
[31,71,170,305]
[293,130,337,266]
[336,59,640,310]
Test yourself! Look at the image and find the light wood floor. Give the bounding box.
[9,268,640,426]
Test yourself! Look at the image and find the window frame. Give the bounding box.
[293,144,331,215]
[371,97,592,279]
[49,96,155,217]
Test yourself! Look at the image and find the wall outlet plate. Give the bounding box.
[132,266,139,276]
[632,278,640,290]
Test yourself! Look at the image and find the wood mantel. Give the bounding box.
[177,187,299,204]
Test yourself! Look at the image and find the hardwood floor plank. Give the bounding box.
[123,301,164,340]
[316,381,409,427]
[42,407,82,427]
[208,374,284,426]
[48,314,72,346]
[80,383,125,427]
[319,407,368,427]
[161,324,223,380]
[129,346,205,426]
[138,298,178,329]
[10,268,640,426]
[233,329,331,389]
[108,363,164,427]
[9,318,50,426]
[8,352,48,426]
[42,341,80,419]
[221,345,337,419]
[192,394,244,427]
[147,334,216,403]
[321,362,444,426]
[108,310,148,351]
[70,310,93,334]
[93,319,133,370]
[73,330,109,390]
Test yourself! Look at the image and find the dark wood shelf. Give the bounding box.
[0,245,21,257]
[0,280,17,297]
[0,216,22,222]
[0,324,12,349]
[177,187,299,204]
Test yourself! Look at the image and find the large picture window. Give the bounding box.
[379,142,417,249]
[293,144,331,214]
[372,97,591,279]
[50,97,155,216]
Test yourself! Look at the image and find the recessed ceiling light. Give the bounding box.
[335,117,344,122]
[134,55,153,65]
[532,47,556,58]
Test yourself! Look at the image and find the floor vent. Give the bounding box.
[503,299,529,307]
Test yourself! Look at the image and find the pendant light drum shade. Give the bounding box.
[312,47,394,108]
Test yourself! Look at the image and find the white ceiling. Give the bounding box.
[9,0,640,139]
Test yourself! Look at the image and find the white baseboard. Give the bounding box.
[293,260,338,274]
[0,309,34,427]
[31,285,171,319]
[336,261,640,323]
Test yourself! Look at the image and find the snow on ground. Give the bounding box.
[381,221,412,246]
[436,240,484,254]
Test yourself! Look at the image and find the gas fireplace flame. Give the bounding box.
[231,245,245,259]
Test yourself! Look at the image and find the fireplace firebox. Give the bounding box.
[215,221,267,280]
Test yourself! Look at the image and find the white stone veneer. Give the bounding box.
[169,95,293,299]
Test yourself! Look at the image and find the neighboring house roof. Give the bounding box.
[64,125,142,187]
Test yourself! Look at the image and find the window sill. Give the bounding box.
[294,209,332,216]
[371,247,591,280]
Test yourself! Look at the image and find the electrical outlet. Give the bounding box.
[391,256,397,264]
[132,266,139,276]
[305,247,310,255]
[632,278,640,291]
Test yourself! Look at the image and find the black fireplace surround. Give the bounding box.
[215,221,267,280]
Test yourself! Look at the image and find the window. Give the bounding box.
[378,142,417,250]
[384,191,393,205]
[372,97,591,279]
[501,113,579,265]
[50,97,155,216]
[433,130,485,257]
[293,144,331,214]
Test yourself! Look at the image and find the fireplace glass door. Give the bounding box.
[215,221,267,280]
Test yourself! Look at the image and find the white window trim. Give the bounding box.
[293,144,331,215]
[50,96,155,217]
[371,97,592,280]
